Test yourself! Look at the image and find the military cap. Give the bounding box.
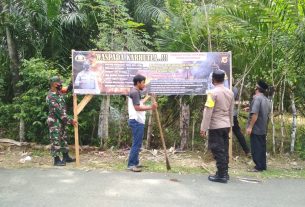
[49,76,63,84]
[212,69,225,81]
[257,80,268,91]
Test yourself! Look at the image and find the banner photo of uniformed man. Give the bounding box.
[72,51,231,95]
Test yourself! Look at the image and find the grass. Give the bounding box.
[1,145,305,179]
[259,168,305,179]
[31,149,48,157]
[85,159,305,179]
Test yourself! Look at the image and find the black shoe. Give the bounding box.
[63,152,76,163]
[54,156,66,166]
[216,170,230,180]
[208,173,227,183]
[224,169,230,180]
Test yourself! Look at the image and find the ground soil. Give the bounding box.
[0,143,304,179]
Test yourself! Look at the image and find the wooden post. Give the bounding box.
[229,51,233,162]
[73,94,80,166]
[73,94,94,166]
[229,129,233,162]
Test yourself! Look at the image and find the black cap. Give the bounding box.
[212,69,225,82]
[257,80,268,91]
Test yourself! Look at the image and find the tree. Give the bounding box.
[0,0,96,142]
[84,0,152,148]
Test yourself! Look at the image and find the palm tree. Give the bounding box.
[0,0,95,142]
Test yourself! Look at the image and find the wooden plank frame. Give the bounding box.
[73,94,93,166]
[229,51,233,162]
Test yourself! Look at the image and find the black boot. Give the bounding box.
[63,152,76,163]
[54,156,66,166]
[208,169,227,183]
[224,169,230,180]
[216,170,230,180]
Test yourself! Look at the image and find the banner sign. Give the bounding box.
[72,51,231,95]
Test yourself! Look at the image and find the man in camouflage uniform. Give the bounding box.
[46,76,76,166]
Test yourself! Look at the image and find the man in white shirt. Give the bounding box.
[127,74,158,172]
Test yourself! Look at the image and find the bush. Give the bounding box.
[4,58,59,143]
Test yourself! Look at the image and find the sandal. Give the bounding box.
[247,168,261,172]
[127,166,142,172]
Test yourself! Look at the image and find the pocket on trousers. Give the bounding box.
[208,140,219,150]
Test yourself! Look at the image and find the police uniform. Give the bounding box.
[200,70,234,183]
[46,76,75,166]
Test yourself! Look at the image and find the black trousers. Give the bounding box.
[208,128,230,170]
[233,116,250,154]
[250,133,267,171]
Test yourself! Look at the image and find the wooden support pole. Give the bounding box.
[76,95,93,116]
[73,94,94,166]
[229,51,233,163]
[73,94,80,166]
[229,129,233,163]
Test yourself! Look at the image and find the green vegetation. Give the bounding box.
[0,0,305,159]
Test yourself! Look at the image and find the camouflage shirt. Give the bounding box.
[46,90,73,125]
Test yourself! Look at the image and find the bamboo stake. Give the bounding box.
[152,96,171,171]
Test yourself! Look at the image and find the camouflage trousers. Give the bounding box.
[47,117,69,157]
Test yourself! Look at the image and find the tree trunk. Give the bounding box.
[270,97,276,154]
[19,118,25,142]
[179,98,190,150]
[191,119,196,151]
[146,111,153,149]
[118,101,128,148]
[6,27,20,96]
[237,65,247,115]
[290,92,297,153]
[118,116,123,148]
[280,78,286,153]
[202,0,212,51]
[6,26,23,142]
[90,115,97,145]
[98,95,110,148]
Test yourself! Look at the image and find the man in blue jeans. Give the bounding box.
[127,74,158,172]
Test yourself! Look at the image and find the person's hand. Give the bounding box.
[243,107,250,112]
[246,127,252,135]
[200,130,207,138]
[67,82,73,92]
[150,93,156,99]
[71,119,78,126]
[151,102,158,110]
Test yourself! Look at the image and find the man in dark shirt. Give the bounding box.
[246,80,271,172]
[127,74,158,172]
